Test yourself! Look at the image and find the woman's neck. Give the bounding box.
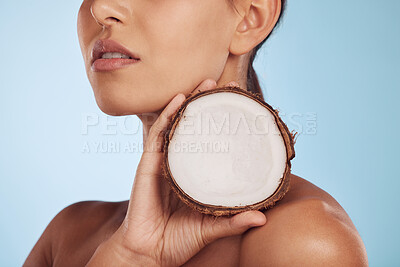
[138,53,249,148]
[138,111,160,148]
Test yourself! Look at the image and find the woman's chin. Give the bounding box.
[98,106,129,116]
[94,97,131,116]
[94,97,162,116]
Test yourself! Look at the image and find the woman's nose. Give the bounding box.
[90,0,129,27]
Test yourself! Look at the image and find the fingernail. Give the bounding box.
[227,81,239,87]
[248,214,267,227]
[248,223,262,227]
[209,80,217,86]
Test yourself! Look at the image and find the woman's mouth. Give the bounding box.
[91,39,141,72]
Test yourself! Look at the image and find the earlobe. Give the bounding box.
[229,0,281,56]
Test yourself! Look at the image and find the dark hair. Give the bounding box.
[229,0,287,100]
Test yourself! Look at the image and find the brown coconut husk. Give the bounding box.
[162,86,296,216]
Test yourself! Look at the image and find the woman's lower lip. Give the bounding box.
[91,58,140,72]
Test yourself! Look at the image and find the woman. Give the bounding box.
[24,0,368,266]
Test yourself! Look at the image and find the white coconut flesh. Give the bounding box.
[167,92,288,207]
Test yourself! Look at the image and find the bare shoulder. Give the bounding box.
[239,174,368,267]
[24,200,128,266]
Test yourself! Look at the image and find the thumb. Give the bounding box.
[202,211,267,244]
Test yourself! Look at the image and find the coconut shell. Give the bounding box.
[162,86,296,216]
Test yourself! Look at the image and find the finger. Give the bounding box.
[190,79,217,96]
[224,81,240,87]
[190,80,241,97]
[144,93,186,154]
[134,93,185,203]
[202,211,267,244]
[128,94,186,218]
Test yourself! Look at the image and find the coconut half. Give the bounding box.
[162,86,296,216]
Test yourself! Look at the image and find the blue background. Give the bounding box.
[1,0,399,266]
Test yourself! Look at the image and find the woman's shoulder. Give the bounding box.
[50,200,128,237]
[239,173,368,266]
[24,200,128,266]
[53,200,128,248]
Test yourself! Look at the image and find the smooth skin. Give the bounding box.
[24,0,368,266]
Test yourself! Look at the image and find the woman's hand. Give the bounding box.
[86,80,267,267]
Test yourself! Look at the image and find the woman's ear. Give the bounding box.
[229,0,282,55]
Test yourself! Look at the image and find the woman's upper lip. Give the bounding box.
[91,39,140,64]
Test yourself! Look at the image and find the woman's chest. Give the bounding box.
[183,235,242,267]
[53,226,242,267]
